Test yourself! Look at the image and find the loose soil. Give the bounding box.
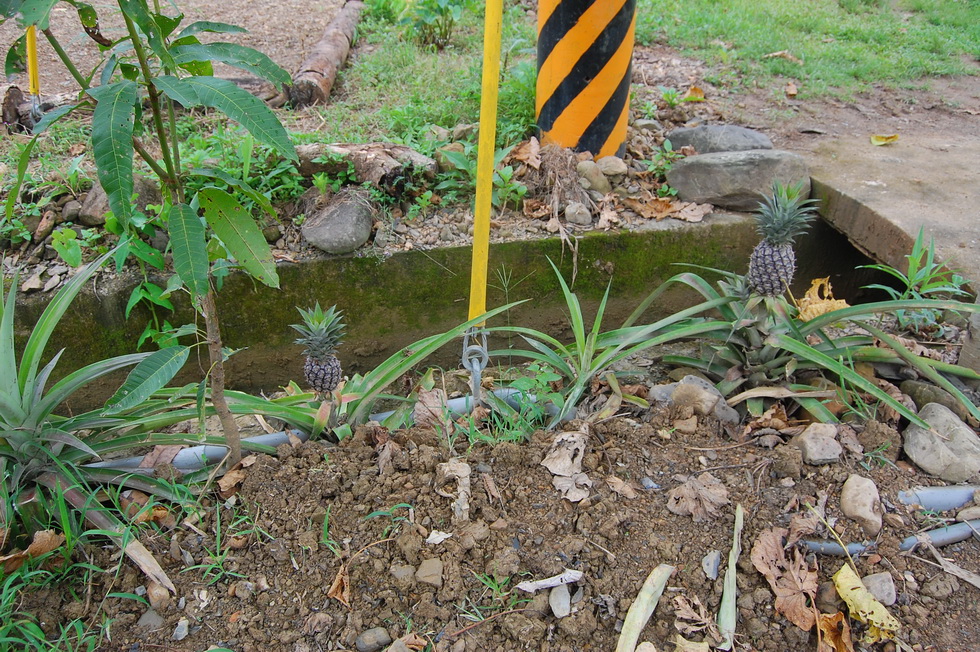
[3,4,980,652]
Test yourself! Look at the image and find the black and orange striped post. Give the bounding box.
[536,0,636,159]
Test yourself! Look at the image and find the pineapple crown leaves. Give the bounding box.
[753,180,820,246]
[291,302,346,358]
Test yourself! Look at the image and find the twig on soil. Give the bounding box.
[586,538,617,561]
[346,537,396,565]
[444,607,529,639]
[683,441,753,452]
[699,462,754,473]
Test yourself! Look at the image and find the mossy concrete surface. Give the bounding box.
[16,212,879,410]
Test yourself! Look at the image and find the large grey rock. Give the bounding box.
[900,379,969,422]
[903,403,980,482]
[666,149,810,210]
[355,627,392,652]
[667,125,773,154]
[564,201,592,226]
[301,188,375,254]
[840,474,882,537]
[79,175,161,227]
[576,160,612,194]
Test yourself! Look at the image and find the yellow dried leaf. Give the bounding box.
[785,82,798,98]
[764,50,804,65]
[870,134,899,146]
[797,278,850,322]
[682,86,706,102]
[817,611,856,652]
[833,563,900,644]
[673,634,711,651]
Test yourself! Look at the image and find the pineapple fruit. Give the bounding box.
[746,181,819,296]
[291,303,346,394]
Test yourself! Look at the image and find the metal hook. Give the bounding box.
[461,328,489,408]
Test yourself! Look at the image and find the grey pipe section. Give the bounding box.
[897,486,979,512]
[803,518,980,556]
[87,388,552,473]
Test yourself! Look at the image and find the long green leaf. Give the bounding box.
[151,75,201,107]
[177,20,248,38]
[799,299,979,335]
[171,42,290,89]
[198,187,279,288]
[181,77,296,161]
[11,0,57,28]
[32,104,77,135]
[104,346,190,415]
[0,268,20,401]
[87,81,137,229]
[169,203,210,297]
[190,167,275,217]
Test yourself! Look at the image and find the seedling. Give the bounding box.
[364,503,414,538]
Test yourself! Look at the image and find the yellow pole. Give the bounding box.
[467,0,503,322]
[26,26,41,97]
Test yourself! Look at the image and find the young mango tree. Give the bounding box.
[3,0,298,466]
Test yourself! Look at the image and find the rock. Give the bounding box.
[575,160,612,194]
[596,155,628,182]
[390,564,416,590]
[62,200,82,222]
[452,123,478,141]
[815,581,841,614]
[415,558,444,588]
[958,505,980,521]
[564,201,592,226]
[862,572,897,606]
[900,379,969,422]
[958,313,980,384]
[772,445,803,480]
[79,175,160,227]
[34,210,60,242]
[667,125,773,154]
[355,626,392,652]
[172,617,189,641]
[840,474,883,536]
[920,574,959,600]
[20,271,44,292]
[791,423,842,465]
[634,118,663,132]
[665,149,810,210]
[702,550,721,580]
[647,375,740,424]
[136,608,165,630]
[903,403,980,482]
[302,188,376,254]
[425,125,451,142]
[435,142,466,173]
[673,416,698,435]
[146,581,170,611]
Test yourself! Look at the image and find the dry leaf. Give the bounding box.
[673,595,720,641]
[217,468,247,497]
[138,444,184,468]
[597,204,621,230]
[607,476,638,499]
[0,529,66,572]
[751,528,819,631]
[435,459,471,522]
[833,563,900,643]
[763,50,804,65]
[882,334,944,361]
[681,85,706,102]
[327,563,351,607]
[786,491,828,546]
[797,278,850,322]
[523,197,552,219]
[672,634,711,651]
[817,611,856,652]
[302,612,333,634]
[622,194,677,220]
[675,202,713,223]
[510,137,542,170]
[873,378,916,424]
[553,473,593,503]
[377,439,400,476]
[666,473,730,522]
[870,134,899,146]
[413,387,450,431]
[785,82,798,98]
[0,527,8,552]
[393,632,428,650]
[540,427,589,476]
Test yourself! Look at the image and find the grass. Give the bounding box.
[635,0,980,97]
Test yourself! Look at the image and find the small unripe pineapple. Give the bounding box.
[291,303,345,394]
[746,181,818,296]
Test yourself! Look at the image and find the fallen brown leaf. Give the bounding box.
[1,529,66,573]
[751,528,818,631]
[764,50,804,65]
[682,85,706,102]
[523,197,552,220]
[673,594,720,641]
[217,468,247,498]
[510,137,542,170]
[817,611,856,652]
[606,476,638,499]
[666,473,730,522]
[138,444,184,468]
[785,82,799,98]
[327,563,351,607]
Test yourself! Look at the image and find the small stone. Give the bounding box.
[920,574,959,600]
[415,558,444,588]
[390,564,416,590]
[815,581,841,614]
[355,626,393,652]
[957,505,980,521]
[435,142,466,173]
[549,583,571,618]
[883,513,905,528]
[62,200,82,222]
[42,275,61,292]
[172,617,190,641]
[146,581,171,611]
[702,550,721,580]
[575,160,612,194]
[792,424,842,465]
[634,118,663,132]
[862,572,897,606]
[596,155,628,179]
[840,474,883,536]
[136,608,165,631]
[673,416,698,435]
[20,271,44,292]
[564,201,592,226]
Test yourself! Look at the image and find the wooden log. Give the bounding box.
[296,142,437,185]
[288,0,365,108]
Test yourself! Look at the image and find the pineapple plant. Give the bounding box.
[745,181,819,296]
[291,303,346,394]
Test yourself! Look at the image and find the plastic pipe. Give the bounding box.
[87,389,556,473]
[802,519,980,556]
[897,486,979,512]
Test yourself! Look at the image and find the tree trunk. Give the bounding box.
[288,1,365,108]
[200,291,241,466]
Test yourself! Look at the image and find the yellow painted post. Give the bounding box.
[26,26,41,97]
[536,0,636,158]
[467,0,504,322]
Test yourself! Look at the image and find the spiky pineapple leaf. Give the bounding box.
[198,187,279,288]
